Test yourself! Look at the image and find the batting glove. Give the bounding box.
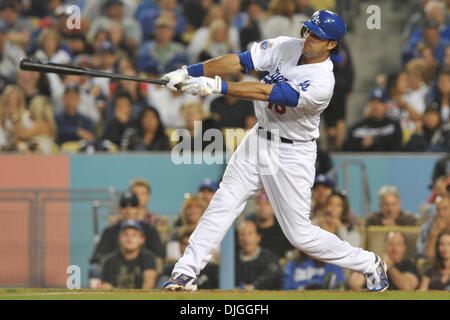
[161,65,189,91]
[181,76,224,96]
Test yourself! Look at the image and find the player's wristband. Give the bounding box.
[187,63,204,77]
[221,81,228,95]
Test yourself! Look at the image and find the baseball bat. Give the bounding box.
[19,58,169,86]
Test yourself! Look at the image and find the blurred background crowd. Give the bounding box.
[88,170,450,291]
[0,0,450,154]
[0,0,449,291]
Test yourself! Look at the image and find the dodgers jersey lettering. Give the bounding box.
[250,36,335,141]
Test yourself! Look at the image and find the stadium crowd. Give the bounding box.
[87,167,450,291]
[0,0,448,154]
[0,0,448,291]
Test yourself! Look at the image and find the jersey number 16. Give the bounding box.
[267,103,286,115]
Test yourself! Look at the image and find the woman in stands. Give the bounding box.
[419,229,450,290]
[0,85,31,151]
[12,95,56,154]
[121,105,171,151]
[312,190,361,248]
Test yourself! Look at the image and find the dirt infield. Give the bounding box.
[0,288,448,300]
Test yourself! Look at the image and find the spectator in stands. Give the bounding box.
[405,1,450,55]
[159,226,219,289]
[0,20,25,82]
[146,82,200,128]
[95,41,120,99]
[324,40,354,151]
[48,57,102,122]
[197,178,219,205]
[222,0,248,32]
[34,28,71,65]
[209,75,255,128]
[417,195,450,260]
[246,190,293,259]
[312,190,361,248]
[16,70,42,106]
[198,19,235,61]
[427,70,450,124]
[261,0,299,39]
[108,67,148,120]
[310,174,334,220]
[403,18,449,65]
[404,58,430,117]
[431,154,450,186]
[121,105,171,151]
[283,250,345,290]
[239,0,267,51]
[90,191,165,265]
[366,185,417,227]
[166,194,208,261]
[187,5,240,63]
[386,70,416,133]
[177,101,224,153]
[235,219,282,290]
[89,0,142,52]
[347,231,420,291]
[55,84,95,145]
[0,0,33,49]
[102,91,137,147]
[342,89,403,152]
[419,229,450,290]
[136,0,187,41]
[418,44,438,84]
[402,0,432,40]
[0,85,31,151]
[129,178,162,226]
[404,106,450,152]
[101,219,158,289]
[294,0,315,18]
[138,15,188,75]
[11,95,56,154]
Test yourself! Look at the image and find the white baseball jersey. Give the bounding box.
[250,36,335,141]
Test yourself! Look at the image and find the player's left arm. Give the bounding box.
[182,77,300,107]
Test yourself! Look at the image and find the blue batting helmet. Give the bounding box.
[303,10,346,41]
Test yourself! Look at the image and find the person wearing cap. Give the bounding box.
[245,190,294,259]
[101,219,158,289]
[0,0,33,48]
[403,18,449,65]
[89,192,165,279]
[0,19,25,82]
[137,14,189,76]
[163,10,390,293]
[310,174,334,220]
[197,178,219,205]
[88,0,142,51]
[342,88,403,152]
[54,84,96,145]
[91,40,119,98]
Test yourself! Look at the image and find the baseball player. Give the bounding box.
[162,10,389,292]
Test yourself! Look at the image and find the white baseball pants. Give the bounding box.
[173,125,375,278]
